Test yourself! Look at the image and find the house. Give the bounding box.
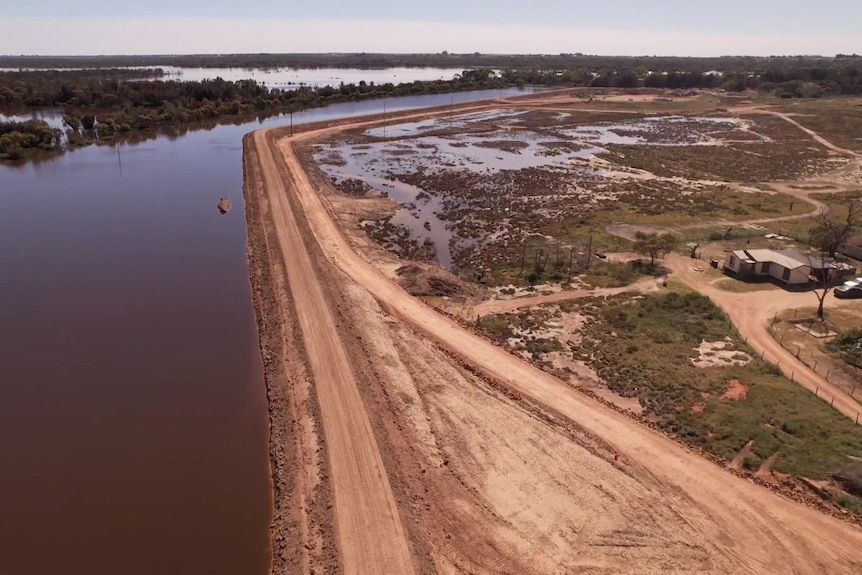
[838,237,862,261]
[723,248,856,288]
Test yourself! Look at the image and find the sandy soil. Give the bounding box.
[243,97,862,574]
[469,277,659,319]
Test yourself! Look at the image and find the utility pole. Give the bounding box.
[383,101,387,138]
[116,140,122,176]
[289,111,293,137]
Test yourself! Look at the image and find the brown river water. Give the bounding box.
[0,87,540,575]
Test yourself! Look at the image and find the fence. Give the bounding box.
[766,313,862,425]
[678,227,814,247]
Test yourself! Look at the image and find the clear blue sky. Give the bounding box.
[1,1,859,56]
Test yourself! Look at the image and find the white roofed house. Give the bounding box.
[723,248,856,289]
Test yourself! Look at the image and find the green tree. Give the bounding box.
[634,231,678,265]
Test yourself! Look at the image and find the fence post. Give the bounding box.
[791,370,795,381]
[852,385,856,398]
[815,387,819,397]
[857,413,859,425]
[794,308,798,318]
[761,350,766,359]
[831,396,835,407]
[826,368,830,381]
[796,346,800,358]
[813,360,818,372]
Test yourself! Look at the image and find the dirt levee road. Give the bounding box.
[250,130,414,575]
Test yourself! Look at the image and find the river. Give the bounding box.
[0,87,541,575]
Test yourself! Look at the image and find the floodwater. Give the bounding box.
[0,86,541,575]
[0,66,471,89]
[315,112,747,269]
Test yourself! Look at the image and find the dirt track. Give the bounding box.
[244,101,862,574]
[249,130,414,575]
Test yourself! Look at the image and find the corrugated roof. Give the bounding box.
[731,249,811,270]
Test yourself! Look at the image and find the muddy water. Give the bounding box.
[0,87,541,575]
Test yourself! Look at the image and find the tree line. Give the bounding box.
[4,53,862,160]
[0,68,506,160]
[1,52,860,72]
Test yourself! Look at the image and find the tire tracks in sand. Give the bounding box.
[252,129,415,575]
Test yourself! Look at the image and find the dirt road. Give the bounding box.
[250,115,862,573]
[470,277,659,319]
[250,130,415,575]
[761,110,862,158]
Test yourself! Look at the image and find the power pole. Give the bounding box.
[116,140,122,176]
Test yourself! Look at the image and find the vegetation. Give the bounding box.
[832,462,862,497]
[479,291,862,484]
[0,68,509,160]
[582,259,660,288]
[0,120,63,159]
[5,53,862,95]
[831,328,862,368]
[809,197,862,257]
[633,231,677,265]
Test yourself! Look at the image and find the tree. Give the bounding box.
[634,231,677,266]
[808,253,838,320]
[809,198,862,257]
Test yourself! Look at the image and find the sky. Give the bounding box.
[0,0,859,57]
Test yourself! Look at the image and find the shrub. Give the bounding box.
[832,462,862,497]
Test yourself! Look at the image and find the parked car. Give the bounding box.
[835,277,862,298]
